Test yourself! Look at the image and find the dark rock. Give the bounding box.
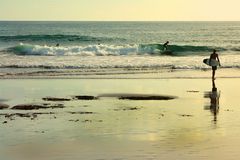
[73,95,97,100]
[17,113,32,118]
[68,111,95,114]
[3,121,7,124]
[180,114,194,117]
[33,112,55,115]
[2,112,56,119]
[114,107,141,111]
[0,103,9,110]
[82,119,92,123]
[12,104,49,110]
[4,113,32,119]
[123,107,141,111]
[99,93,177,100]
[159,113,165,117]
[224,109,233,112]
[128,107,140,110]
[69,119,79,122]
[11,104,65,110]
[42,97,71,101]
[119,95,176,100]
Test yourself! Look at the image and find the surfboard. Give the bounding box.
[161,50,173,55]
[203,58,219,67]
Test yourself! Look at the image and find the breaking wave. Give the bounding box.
[4,43,239,56]
[7,43,138,56]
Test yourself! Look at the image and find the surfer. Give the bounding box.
[210,49,221,80]
[56,43,60,47]
[163,41,169,51]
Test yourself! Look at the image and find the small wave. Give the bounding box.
[0,34,120,43]
[1,53,240,71]
[1,63,240,70]
[139,44,227,55]
[231,47,240,52]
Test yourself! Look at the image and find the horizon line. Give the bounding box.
[0,20,240,22]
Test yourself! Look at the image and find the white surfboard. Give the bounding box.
[203,58,219,67]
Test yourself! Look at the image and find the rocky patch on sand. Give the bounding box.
[12,104,48,110]
[72,95,98,100]
[119,95,176,100]
[42,97,71,101]
[114,107,142,111]
[0,112,55,120]
[179,114,194,117]
[42,95,98,101]
[68,111,95,114]
[11,103,65,110]
[98,93,177,100]
[0,103,9,110]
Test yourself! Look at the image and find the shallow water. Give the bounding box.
[0,78,240,159]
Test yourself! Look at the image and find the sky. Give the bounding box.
[0,0,239,21]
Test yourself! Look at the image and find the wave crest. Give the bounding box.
[5,43,237,56]
[7,43,139,56]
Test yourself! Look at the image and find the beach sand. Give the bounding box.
[1,77,240,160]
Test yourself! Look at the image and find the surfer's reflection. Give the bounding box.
[204,80,220,122]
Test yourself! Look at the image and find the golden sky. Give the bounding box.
[0,0,239,21]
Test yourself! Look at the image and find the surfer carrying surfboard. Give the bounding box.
[210,49,221,80]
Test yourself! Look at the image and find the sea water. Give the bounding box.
[0,21,240,77]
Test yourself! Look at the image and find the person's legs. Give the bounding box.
[212,66,217,80]
[212,70,215,80]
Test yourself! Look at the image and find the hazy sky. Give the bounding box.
[0,0,239,21]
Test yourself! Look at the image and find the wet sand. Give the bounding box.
[1,78,240,160]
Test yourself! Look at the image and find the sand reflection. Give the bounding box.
[204,80,220,122]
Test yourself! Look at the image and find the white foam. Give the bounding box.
[12,43,141,56]
[1,53,240,70]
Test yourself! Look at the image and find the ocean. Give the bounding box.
[0,21,240,78]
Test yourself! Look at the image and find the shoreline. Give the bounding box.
[0,68,240,79]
